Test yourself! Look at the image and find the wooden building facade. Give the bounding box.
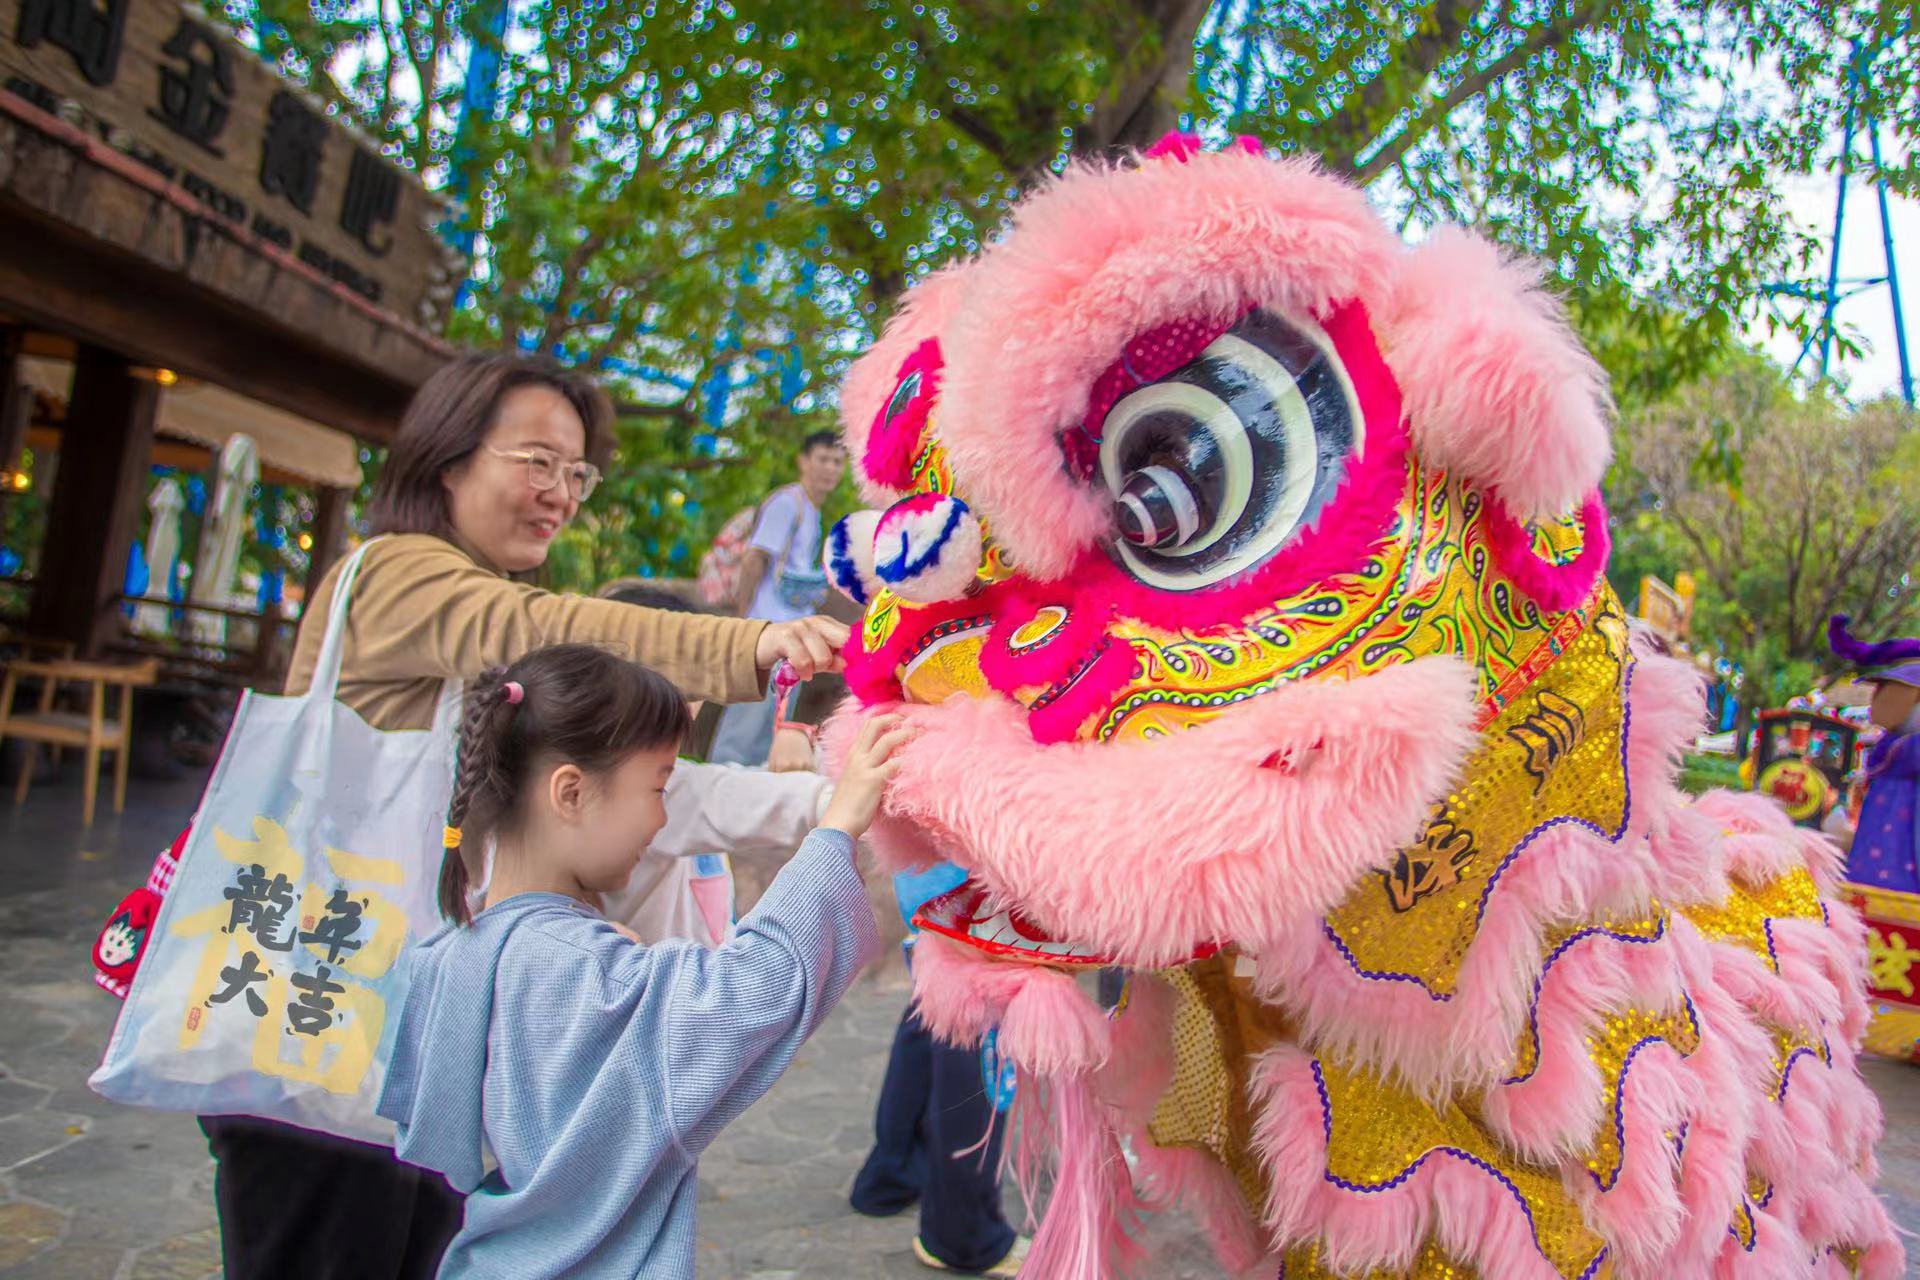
[0,0,462,672]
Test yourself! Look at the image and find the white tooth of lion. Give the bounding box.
[1035,939,1073,956]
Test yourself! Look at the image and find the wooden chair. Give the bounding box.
[0,657,159,825]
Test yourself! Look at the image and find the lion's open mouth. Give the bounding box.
[914,880,1120,966]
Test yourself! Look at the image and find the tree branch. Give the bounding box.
[1347,4,1601,185]
[612,399,696,424]
[942,102,1025,175]
[541,232,607,348]
[1074,0,1213,158]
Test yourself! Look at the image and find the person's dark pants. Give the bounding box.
[199,1115,462,1280]
[850,1003,1017,1271]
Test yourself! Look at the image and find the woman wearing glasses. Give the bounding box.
[199,353,849,1280]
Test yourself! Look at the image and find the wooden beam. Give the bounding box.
[0,328,29,472]
[306,485,348,600]
[28,424,329,488]
[0,202,421,445]
[29,346,157,655]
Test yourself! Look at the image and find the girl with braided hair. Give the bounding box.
[376,644,909,1279]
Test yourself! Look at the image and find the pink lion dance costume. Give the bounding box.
[821,134,1904,1279]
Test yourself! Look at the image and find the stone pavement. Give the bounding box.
[0,764,1917,1279]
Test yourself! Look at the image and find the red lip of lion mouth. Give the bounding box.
[913,880,1222,967]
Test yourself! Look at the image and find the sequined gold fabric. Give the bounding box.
[1315,1054,1609,1279]
[1147,949,1623,1279]
[1281,1240,1481,1279]
[1729,1197,1757,1251]
[1764,1020,1831,1100]
[1676,868,1824,973]
[1145,954,1292,1214]
[1320,588,1632,998]
[1580,1003,1701,1188]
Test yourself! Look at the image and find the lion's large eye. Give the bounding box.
[1099,308,1361,591]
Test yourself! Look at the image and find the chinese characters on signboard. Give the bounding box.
[0,0,456,323]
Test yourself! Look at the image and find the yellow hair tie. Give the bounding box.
[442,825,464,849]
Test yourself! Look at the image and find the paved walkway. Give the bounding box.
[0,766,1916,1278]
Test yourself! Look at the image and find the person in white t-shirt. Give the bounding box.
[712,431,847,765]
[591,581,833,948]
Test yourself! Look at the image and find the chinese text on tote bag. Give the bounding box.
[91,541,459,1143]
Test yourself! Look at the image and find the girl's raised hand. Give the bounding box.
[820,714,915,840]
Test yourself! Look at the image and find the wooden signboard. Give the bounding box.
[1637,573,1695,645]
[0,0,460,330]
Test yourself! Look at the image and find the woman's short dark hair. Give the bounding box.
[369,353,615,538]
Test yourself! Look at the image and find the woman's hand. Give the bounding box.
[767,726,817,774]
[820,714,914,840]
[756,616,850,680]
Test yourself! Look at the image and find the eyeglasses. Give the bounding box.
[488,446,602,501]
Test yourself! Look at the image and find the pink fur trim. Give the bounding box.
[913,947,1144,1279]
[1097,972,1177,1127]
[839,266,970,505]
[820,696,947,874]
[1484,491,1613,613]
[998,967,1114,1077]
[863,338,942,489]
[1130,1141,1269,1273]
[1143,131,1204,162]
[909,933,1115,1074]
[980,588,1119,694]
[1478,927,1691,1159]
[1378,226,1613,519]
[1024,639,1138,745]
[930,151,1403,579]
[859,658,1478,965]
[1010,1069,1143,1280]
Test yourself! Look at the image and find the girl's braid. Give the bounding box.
[438,667,514,924]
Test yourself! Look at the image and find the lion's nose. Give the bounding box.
[829,493,984,606]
